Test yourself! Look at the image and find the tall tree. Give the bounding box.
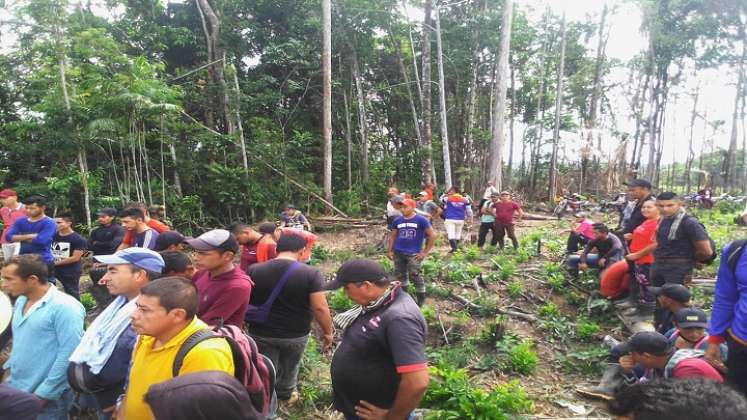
[421,0,435,185]
[322,0,332,203]
[548,11,566,202]
[434,5,452,189]
[727,22,746,191]
[487,0,513,189]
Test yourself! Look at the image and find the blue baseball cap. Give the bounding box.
[94,247,165,273]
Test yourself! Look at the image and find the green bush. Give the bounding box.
[557,346,608,376]
[538,302,560,318]
[463,245,481,261]
[506,281,525,298]
[424,366,533,419]
[500,262,516,281]
[80,293,96,311]
[507,341,539,375]
[576,320,601,341]
[328,289,354,312]
[421,305,437,324]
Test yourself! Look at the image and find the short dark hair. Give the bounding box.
[56,213,74,224]
[119,207,145,220]
[276,234,306,253]
[124,202,147,212]
[608,378,747,420]
[657,191,679,201]
[140,277,199,320]
[592,223,609,233]
[161,251,192,275]
[258,222,276,235]
[22,195,47,207]
[7,254,49,283]
[227,222,250,235]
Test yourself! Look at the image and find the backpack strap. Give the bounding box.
[172,329,219,377]
[256,261,302,312]
[727,239,747,275]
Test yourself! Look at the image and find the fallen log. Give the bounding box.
[497,307,537,323]
[452,294,480,309]
[522,212,558,221]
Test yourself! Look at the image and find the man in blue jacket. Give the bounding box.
[706,240,747,397]
[5,195,57,277]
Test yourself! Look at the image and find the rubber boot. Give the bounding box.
[449,240,458,253]
[576,363,623,401]
[416,292,426,307]
[623,301,656,322]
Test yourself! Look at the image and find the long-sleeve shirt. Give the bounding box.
[5,216,57,263]
[88,223,125,255]
[0,204,26,244]
[3,286,85,399]
[581,233,624,263]
[193,266,253,327]
[708,243,747,345]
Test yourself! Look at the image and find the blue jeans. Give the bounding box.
[37,389,73,420]
[567,253,600,270]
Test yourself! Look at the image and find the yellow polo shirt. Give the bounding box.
[123,317,234,420]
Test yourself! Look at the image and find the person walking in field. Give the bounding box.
[441,187,472,253]
[492,191,523,250]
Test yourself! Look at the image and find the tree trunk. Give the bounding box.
[686,85,699,193]
[231,64,249,176]
[343,86,353,190]
[351,55,369,185]
[195,0,232,133]
[548,12,566,202]
[388,27,423,154]
[582,3,608,193]
[421,0,434,185]
[322,0,333,204]
[529,11,549,196]
[727,25,746,191]
[507,52,516,188]
[487,0,513,190]
[434,7,452,190]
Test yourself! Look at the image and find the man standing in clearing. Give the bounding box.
[275,227,318,264]
[1,254,85,419]
[188,229,252,327]
[621,179,655,240]
[6,195,57,272]
[388,199,436,306]
[120,277,234,419]
[118,203,169,251]
[493,191,523,250]
[0,189,26,261]
[246,234,334,408]
[327,259,430,420]
[52,214,87,300]
[477,193,500,249]
[118,208,159,250]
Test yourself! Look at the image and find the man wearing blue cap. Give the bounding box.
[68,247,164,419]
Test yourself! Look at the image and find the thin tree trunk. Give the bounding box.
[488,0,513,190]
[529,11,549,196]
[582,3,608,193]
[507,53,516,187]
[727,25,746,191]
[388,26,423,152]
[343,87,353,191]
[548,11,566,202]
[421,0,434,185]
[322,0,333,204]
[434,7,452,190]
[352,55,369,185]
[195,0,231,133]
[686,85,699,193]
[231,65,249,175]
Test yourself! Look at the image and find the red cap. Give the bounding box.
[402,198,417,208]
[0,189,17,199]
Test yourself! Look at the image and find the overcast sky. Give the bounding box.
[1,0,739,169]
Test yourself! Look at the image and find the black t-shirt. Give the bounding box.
[655,215,709,260]
[622,194,655,234]
[53,232,87,276]
[331,289,428,416]
[246,259,324,339]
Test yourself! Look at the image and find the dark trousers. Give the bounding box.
[56,272,81,301]
[477,222,499,247]
[651,260,694,327]
[495,221,518,249]
[727,334,747,398]
[566,232,589,253]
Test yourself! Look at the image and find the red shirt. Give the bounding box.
[0,204,26,244]
[122,219,170,246]
[193,265,253,328]
[672,358,724,382]
[279,228,317,262]
[239,236,278,272]
[630,218,658,265]
[493,201,521,224]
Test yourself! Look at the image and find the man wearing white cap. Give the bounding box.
[68,247,164,419]
[187,229,253,328]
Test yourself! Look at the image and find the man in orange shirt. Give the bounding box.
[231,222,277,272]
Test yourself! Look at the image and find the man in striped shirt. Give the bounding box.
[118,208,159,250]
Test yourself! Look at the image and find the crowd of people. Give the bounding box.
[0,176,746,419]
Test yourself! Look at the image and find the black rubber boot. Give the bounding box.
[449,240,457,253]
[576,363,623,401]
[416,292,426,306]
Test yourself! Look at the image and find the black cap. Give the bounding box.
[674,307,708,329]
[617,331,673,355]
[96,208,117,217]
[324,259,390,290]
[154,231,186,252]
[624,179,652,189]
[649,283,691,304]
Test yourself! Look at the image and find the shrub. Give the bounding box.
[507,341,539,375]
[421,305,437,324]
[557,346,608,376]
[507,281,525,298]
[328,289,354,312]
[576,320,601,341]
[500,262,516,281]
[464,245,481,261]
[80,293,96,311]
[538,302,560,318]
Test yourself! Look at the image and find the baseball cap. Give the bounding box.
[390,195,405,204]
[154,231,186,252]
[185,229,239,253]
[649,283,691,304]
[617,331,673,355]
[0,291,11,337]
[96,207,118,217]
[285,204,296,210]
[402,198,417,208]
[674,307,708,329]
[324,259,390,290]
[623,179,652,189]
[418,191,428,197]
[0,189,17,199]
[94,247,165,273]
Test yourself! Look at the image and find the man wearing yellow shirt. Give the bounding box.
[119,277,234,420]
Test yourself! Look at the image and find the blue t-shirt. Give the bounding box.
[52,232,88,277]
[5,216,57,263]
[443,199,469,220]
[134,229,159,250]
[392,215,431,255]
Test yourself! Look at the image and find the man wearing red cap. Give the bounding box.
[0,189,26,260]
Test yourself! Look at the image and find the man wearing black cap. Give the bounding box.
[89,208,125,256]
[621,179,654,238]
[645,283,691,334]
[188,229,253,328]
[668,307,716,351]
[327,259,429,420]
[154,231,185,252]
[618,331,723,385]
